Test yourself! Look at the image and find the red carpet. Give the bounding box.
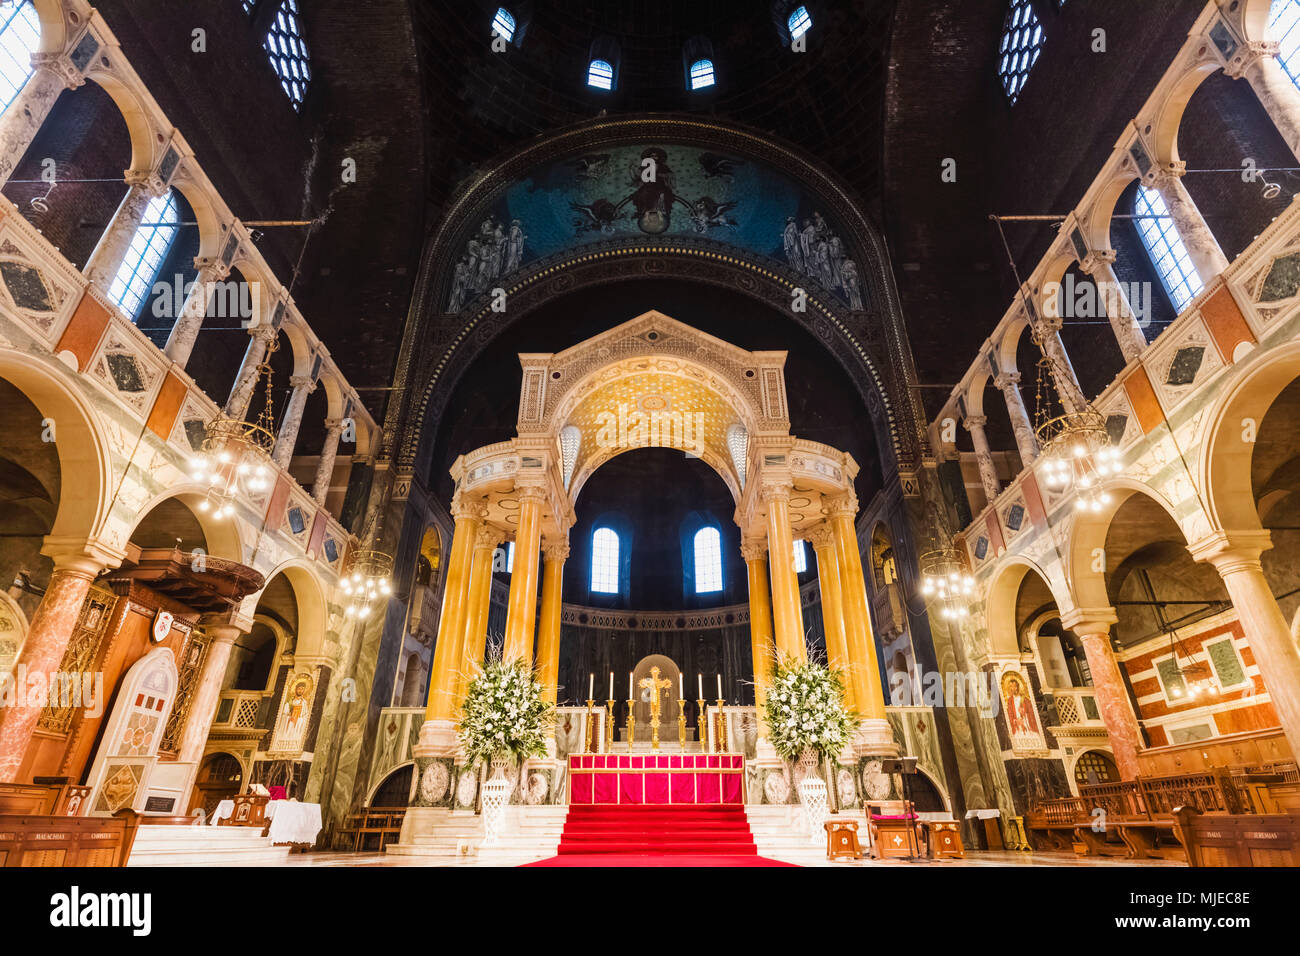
[522,804,797,867]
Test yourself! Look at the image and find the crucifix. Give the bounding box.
[638,666,672,749]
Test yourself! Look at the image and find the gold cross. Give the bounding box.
[638,666,673,749]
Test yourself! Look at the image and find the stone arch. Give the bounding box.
[123,489,245,563]
[168,172,224,261]
[984,557,1067,658]
[80,65,165,177]
[1240,0,1277,43]
[1149,57,1224,168]
[1065,478,1187,612]
[994,313,1033,380]
[1086,170,1141,254]
[255,559,329,659]
[366,761,415,806]
[30,0,66,54]
[0,349,111,546]
[1199,339,1300,535]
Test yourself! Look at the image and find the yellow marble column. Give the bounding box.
[536,536,569,705]
[742,538,775,713]
[829,494,894,753]
[424,500,483,722]
[503,485,546,665]
[453,525,504,707]
[809,525,854,711]
[762,483,806,663]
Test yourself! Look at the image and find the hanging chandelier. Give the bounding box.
[1165,632,1218,702]
[187,336,281,519]
[919,547,977,621]
[1035,407,1124,513]
[340,549,394,618]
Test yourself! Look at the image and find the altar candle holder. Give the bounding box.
[605,699,616,753]
[585,698,596,754]
[677,699,687,750]
[715,698,726,753]
[696,698,708,753]
[625,699,635,750]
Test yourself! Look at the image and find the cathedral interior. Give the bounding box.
[2,0,1300,901]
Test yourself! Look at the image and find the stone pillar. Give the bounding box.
[1152,165,1230,285]
[163,259,229,368]
[1081,254,1148,363]
[1234,41,1300,165]
[761,484,806,662]
[1063,610,1143,779]
[994,371,1039,465]
[84,175,156,294]
[828,496,894,754]
[225,325,277,421]
[0,550,114,781]
[808,526,854,711]
[272,375,316,468]
[503,486,546,665]
[423,501,483,732]
[0,53,83,187]
[311,418,346,506]
[742,538,774,706]
[175,616,246,805]
[1191,532,1300,762]
[535,536,568,706]
[1035,317,1088,415]
[453,525,503,707]
[963,414,1001,504]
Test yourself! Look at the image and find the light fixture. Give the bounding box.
[1035,408,1123,512]
[340,549,394,618]
[1164,631,1218,702]
[919,548,977,621]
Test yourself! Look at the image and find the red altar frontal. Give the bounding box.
[568,754,745,805]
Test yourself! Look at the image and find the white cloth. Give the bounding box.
[265,801,322,845]
[964,808,1001,819]
[210,799,235,826]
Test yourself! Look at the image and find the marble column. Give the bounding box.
[1152,165,1229,285]
[1082,254,1148,362]
[163,260,228,369]
[829,496,894,754]
[311,418,345,506]
[503,486,546,665]
[84,176,156,294]
[453,525,503,707]
[963,414,1001,504]
[1064,612,1143,780]
[535,536,568,706]
[994,371,1039,466]
[1035,317,1088,415]
[1192,533,1300,763]
[225,325,277,421]
[423,501,483,728]
[742,539,774,714]
[1236,41,1300,164]
[761,484,806,663]
[0,554,106,781]
[808,526,854,711]
[272,375,316,468]
[175,618,245,804]
[0,54,82,187]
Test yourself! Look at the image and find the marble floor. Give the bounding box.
[267,849,1185,867]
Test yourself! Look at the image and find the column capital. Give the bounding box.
[758,481,792,505]
[542,534,570,563]
[450,496,489,522]
[1058,606,1118,636]
[993,371,1021,389]
[1151,161,1188,187]
[192,255,233,282]
[473,525,505,551]
[1076,249,1117,275]
[805,525,836,550]
[962,414,988,431]
[1187,529,1273,572]
[40,535,125,577]
[31,52,86,91]
[1224,39,1281,79]
[825,492,859,519]
[289,374,317,392]
[514,484,549,504]
[323,417,346,436]
[740,537,768,563]
[251,323,279,344]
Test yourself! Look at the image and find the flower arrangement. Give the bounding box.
[457,657,554,768]
[761,656,855,762]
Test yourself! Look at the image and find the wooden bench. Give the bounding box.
[339,807,406,851]
[0,808,144,867]
[0,780,92,817]
[1174,807,1300,866]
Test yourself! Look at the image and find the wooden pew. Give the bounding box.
[1174,807,1300,866]
[0,808,144,867]
[0,781,91,817]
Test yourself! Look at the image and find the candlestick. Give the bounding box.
[605,699,616,752]
[679,673,683,700]
[677,698,687,750]
[629,671,633,700]
[698,673,703,700]
[625,698,635,749]
[715,697,726,753]
[696,698,708,754]
[585,697,595,753]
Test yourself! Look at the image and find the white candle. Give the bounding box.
[609,671,614,700]
[629,671,633,700]
[679,673,684,699]
[717,674,722,700]
[698,673,703,700]
[588,673,594,701]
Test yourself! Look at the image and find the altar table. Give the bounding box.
[265,800,323,846]
[568,754,744,805]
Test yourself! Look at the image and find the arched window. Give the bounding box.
[587,58,614,90]
[792,539,807,574]
[240,0,255,13]
[998,0,1044,105]
[108,191,180,321]
[591,527,620,593]
[492,7,516,43]
[788,6,813,41]
[1134,185,1203,312]
[689,58,715,90]
[0,1,41,114]
[693,527,723,593]
[264,0,312,110]
[1269,0,1300,89]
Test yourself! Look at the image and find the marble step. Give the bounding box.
[126,825,291,866]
